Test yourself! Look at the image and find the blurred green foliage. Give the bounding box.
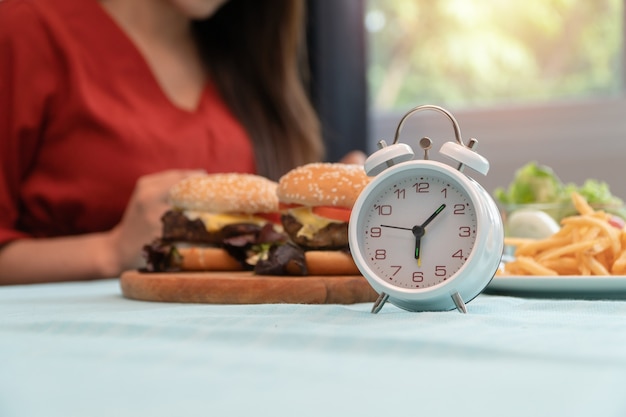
[366,0,623,110]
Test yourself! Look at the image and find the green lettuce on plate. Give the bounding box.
[493,162,565,205]
[494,161,626,221]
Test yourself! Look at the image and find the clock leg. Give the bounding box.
[451,292,467,314]
[371,292,389,314]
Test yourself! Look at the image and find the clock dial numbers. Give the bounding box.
[361,172,477,289]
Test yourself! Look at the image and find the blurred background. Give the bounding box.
[306,0,626,198]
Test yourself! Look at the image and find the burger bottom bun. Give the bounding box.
[304,251,361,276]
[177,247,244,271]
[176,246,361,276]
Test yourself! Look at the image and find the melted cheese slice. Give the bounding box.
[288,207,342,239]
[184,211,268,232]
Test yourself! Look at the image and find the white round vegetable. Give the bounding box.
[506,209,560,239]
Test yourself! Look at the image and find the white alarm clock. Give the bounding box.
[348,105,504,314]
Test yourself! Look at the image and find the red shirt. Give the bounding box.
[0,0,256,244]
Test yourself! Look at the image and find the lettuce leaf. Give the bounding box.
[494,162,626,219]
[493,162,564,204]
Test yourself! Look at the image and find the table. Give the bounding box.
[2,278,626,417]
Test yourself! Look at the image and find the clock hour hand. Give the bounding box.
[420,204,446,229]
[412,204,446,266]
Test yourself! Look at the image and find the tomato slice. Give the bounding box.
[257,212,282,224]
[312,206,352,222]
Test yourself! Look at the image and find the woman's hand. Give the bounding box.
[105,169,205,275]
[0,169,206,284]
[339,150,366,165]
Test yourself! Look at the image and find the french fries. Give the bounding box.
[499,192,626,276]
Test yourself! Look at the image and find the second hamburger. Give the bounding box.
[276,162,371,275]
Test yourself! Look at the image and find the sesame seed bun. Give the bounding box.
[169,173,279,214]
[276,163,370,208]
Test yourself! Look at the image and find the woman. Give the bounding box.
[0,0,363,284]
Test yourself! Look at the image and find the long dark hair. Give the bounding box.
[192,0,324,181]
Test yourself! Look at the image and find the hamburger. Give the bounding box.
[142,173,301,273]
[275,162,371,275]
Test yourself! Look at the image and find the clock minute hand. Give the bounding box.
[412,225,425,266]
[412,204,446,266]
[379,224,426,265]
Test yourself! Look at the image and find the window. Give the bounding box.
[366,0,626,199]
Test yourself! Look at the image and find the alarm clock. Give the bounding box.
[348,105,504,314]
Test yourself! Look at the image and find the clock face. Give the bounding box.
[356,168,478,290]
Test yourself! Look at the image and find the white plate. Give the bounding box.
[485,275,626,299]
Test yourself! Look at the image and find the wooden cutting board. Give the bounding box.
[120,270,379,305]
